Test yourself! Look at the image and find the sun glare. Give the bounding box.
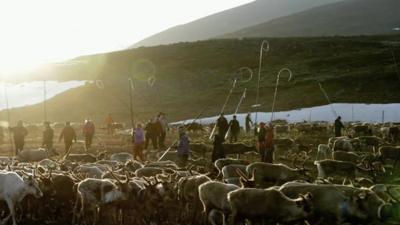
[0,0,253,78]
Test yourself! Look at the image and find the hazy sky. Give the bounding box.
[0,0,253,75]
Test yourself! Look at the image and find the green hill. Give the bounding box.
[2,35,400,124]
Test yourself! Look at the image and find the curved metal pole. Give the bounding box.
[254,40,270,125]
[94,76,156,127]
[43,80,47,122]
[128,78,135,129]
[271,68,293,122]
[318,83,338,118]
[225,88,247,140]
[209,78,237,140]
[158,107,208,162]
[3,83,14,155]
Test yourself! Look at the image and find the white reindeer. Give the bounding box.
[0,171,43,225]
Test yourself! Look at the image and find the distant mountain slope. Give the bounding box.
[222,0,400,38]
[131,0,342,47]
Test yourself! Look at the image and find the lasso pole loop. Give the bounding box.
[95,80,104,89]
[271,68,293,122]
[237,67,253,83]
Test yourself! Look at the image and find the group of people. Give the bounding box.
[2,112,170,163]
[143,112,169,150]
[211,114,346,164]
[2,112,347,168]
[131,113,169,162]
[5,119,96,156]
[216,113,253,143]
[213,113,274,163]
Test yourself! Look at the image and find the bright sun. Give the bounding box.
[0,0,253,78]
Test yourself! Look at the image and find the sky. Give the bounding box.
[0,0,253,75]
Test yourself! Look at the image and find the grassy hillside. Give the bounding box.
[131,0,342,47]
[2,35,400,125]
[222,0,400,38]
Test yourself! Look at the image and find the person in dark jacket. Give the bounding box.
[177,127,190,167]
[144,119,158,150]
[42,122,57,155]
[211,134,226,163]
[10,120,28,155]
[257,122,267,162]
[334,116,345,137]
[59,122,77,153]
[158,112,169,149]
[216,114,229,139]
[229,115,240,143]
[153,116,163,149]
[82,119,95,150]
[245,113,253,134]
[264,124,275,163]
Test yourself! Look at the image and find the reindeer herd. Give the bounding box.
[0,121,400,225]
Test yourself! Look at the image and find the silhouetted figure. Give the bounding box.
[229,115,240,143]
[257,122,267,162]
[245,113,253,134]
[59,122,77,153]
[154,116,162,149]
[133,123,145,162]
[145,119,158,150]
[42,122,57,155]
[177,127,190,167]
[211,134,225,163]
[264,124,275,163]
[158,112,169,148]
[105,113,114,135]
[217,114,229,139]
[83,119,95,150]
[10,120,28,155]
[334,116,344,137]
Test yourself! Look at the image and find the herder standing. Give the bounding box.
[334,116,344,137]
[10,120,28,155]
[83,119,95,150]
[217,114,229,139]
[59,122,77,153]
[229,115,240,143]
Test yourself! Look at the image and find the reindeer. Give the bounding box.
[0,171,43,225]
